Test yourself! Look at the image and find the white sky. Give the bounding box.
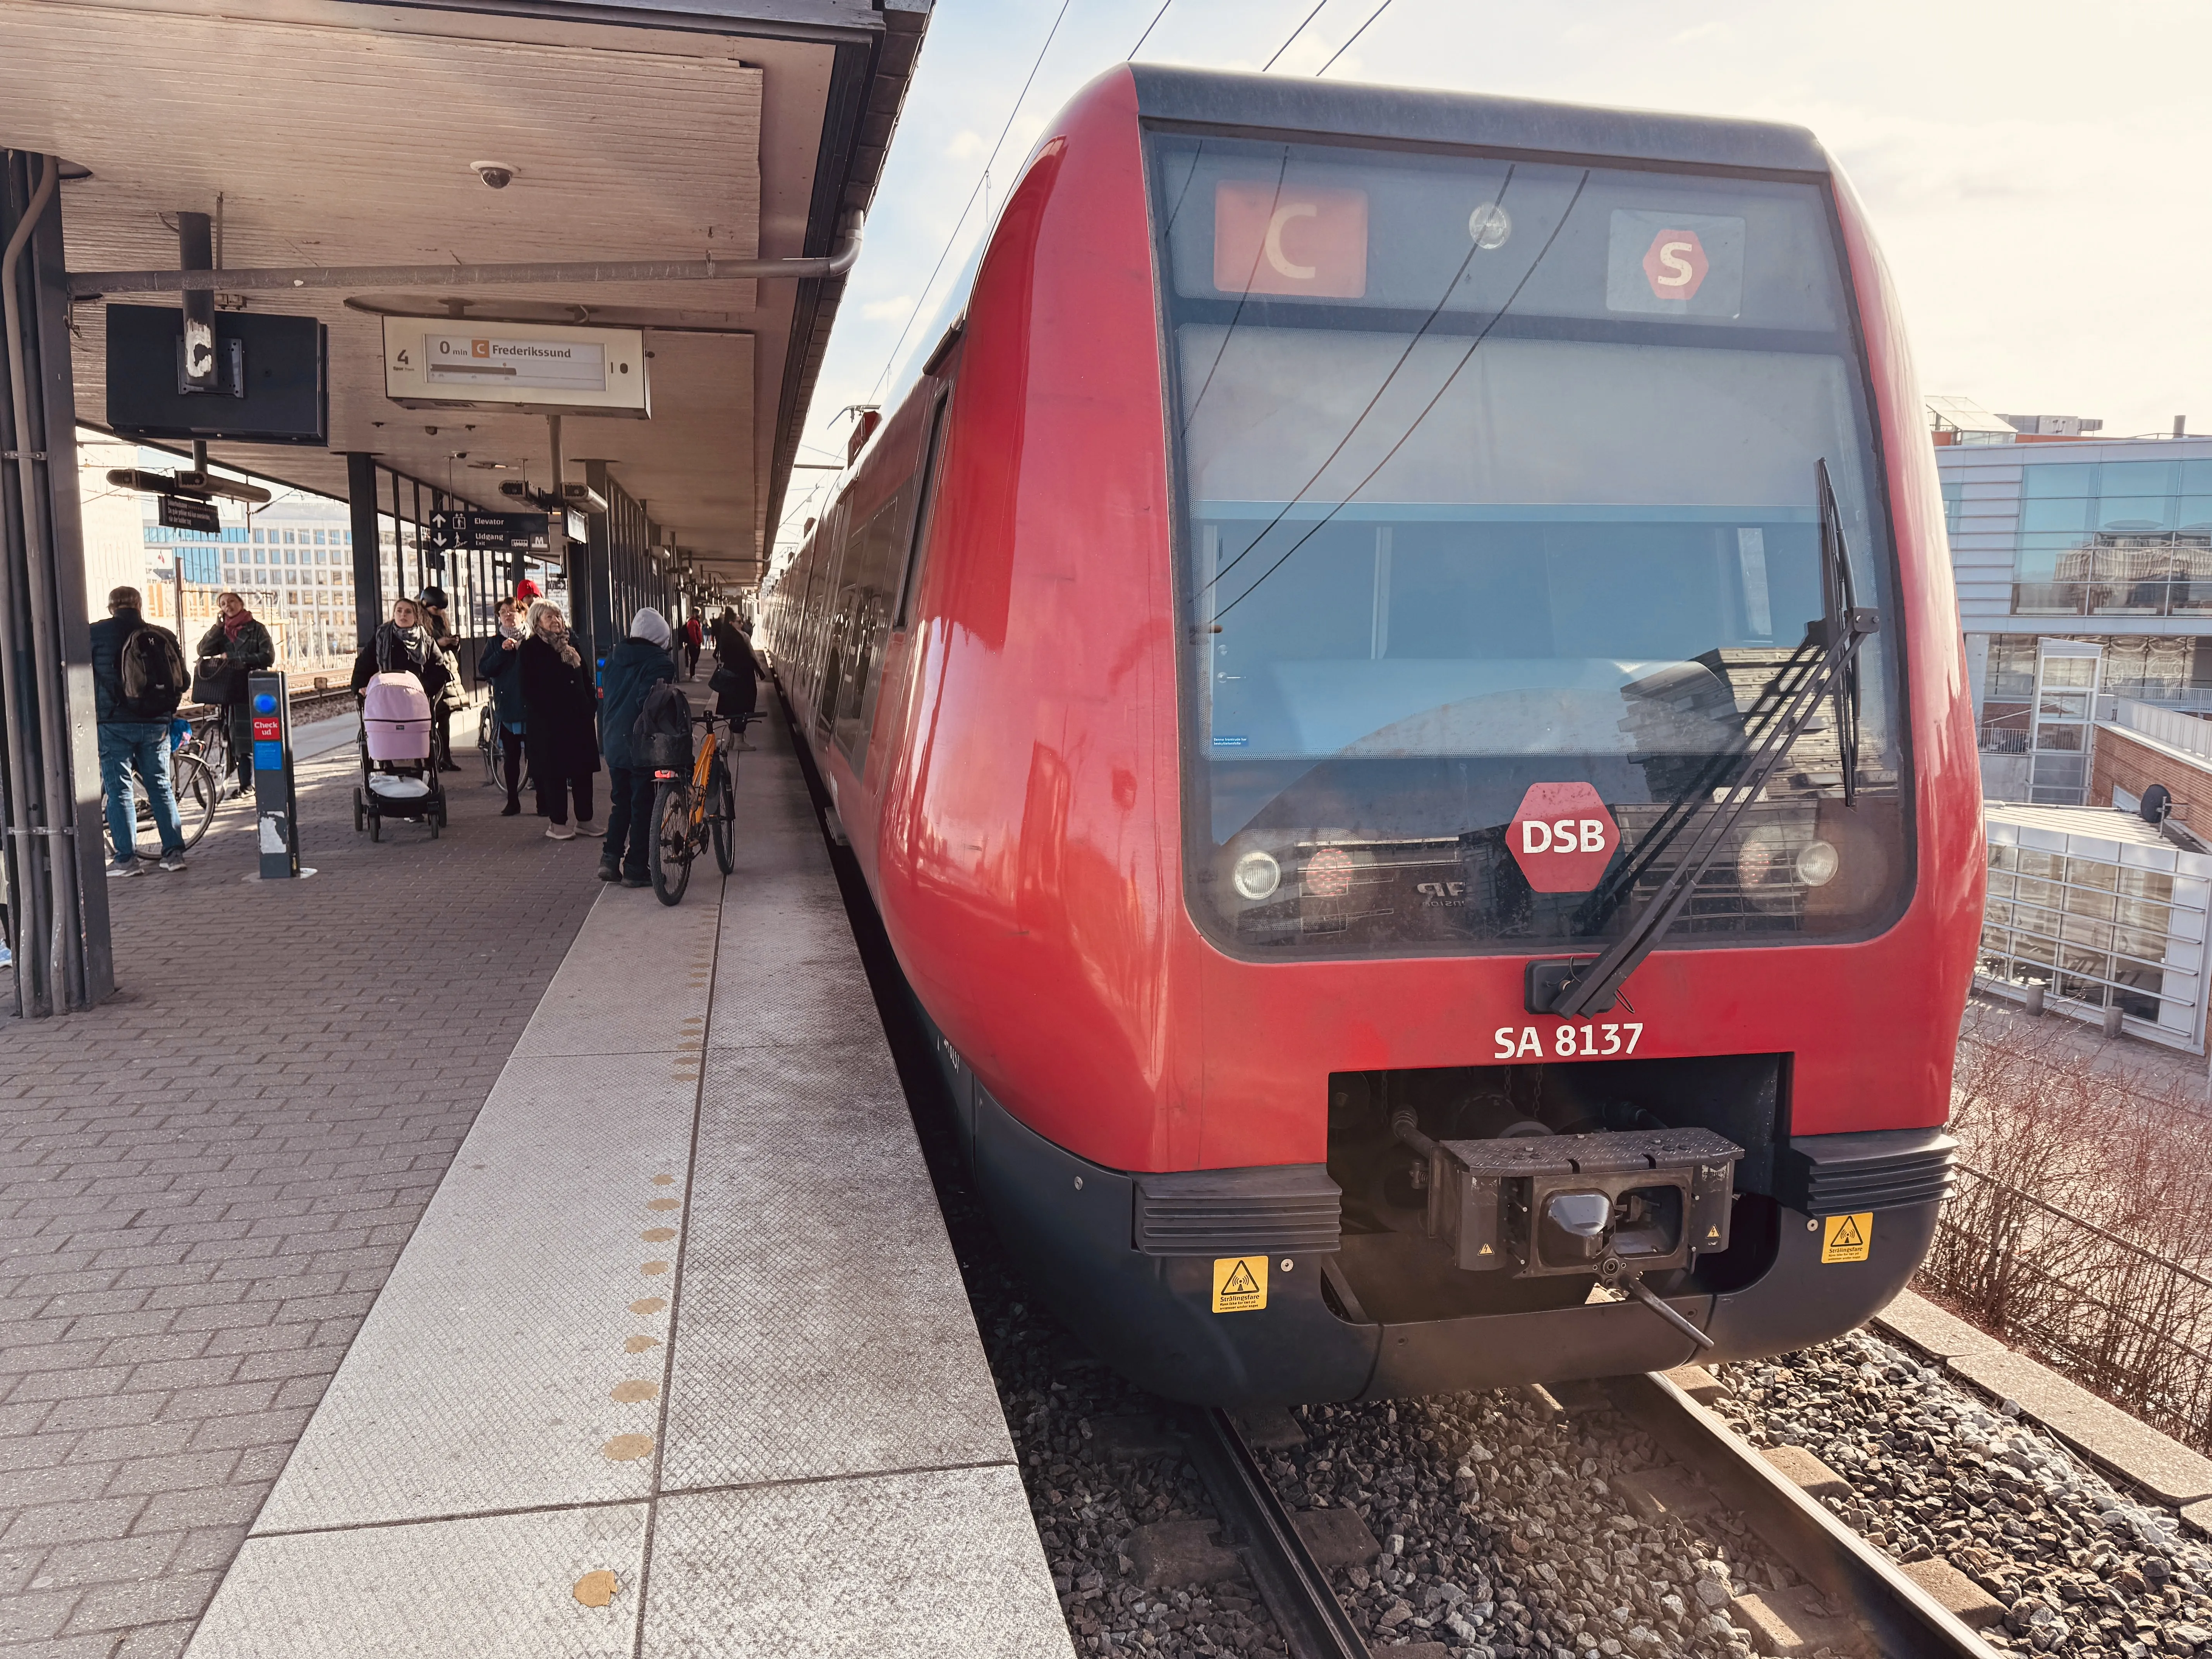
[777,0,2212,563]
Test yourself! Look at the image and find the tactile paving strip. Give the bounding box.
[252,1051,699,1532]
[659,1037,1015,1487]
[190,1503,650,1659]
[514,884,720,1059]
[642,1468,1069,1659]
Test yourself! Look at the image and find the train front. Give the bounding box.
[950,68,1981,1406]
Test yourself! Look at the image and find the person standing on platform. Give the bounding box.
[680,613,703,680]
[598,606,676,886]
[194,591,275,798]
[356,596,435,686]
[477,597,530,816]
[416,586,465,773]
[89,586,189,876]
[518,601,602,841]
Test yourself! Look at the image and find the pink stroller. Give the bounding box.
[354,672,447,840]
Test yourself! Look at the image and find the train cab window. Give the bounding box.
[1148,133,1909,959]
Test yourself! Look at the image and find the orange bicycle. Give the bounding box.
[649,709,743,905]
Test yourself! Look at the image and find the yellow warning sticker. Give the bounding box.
[1212,1255,1268,1313]
[1822,1212,1872,1264]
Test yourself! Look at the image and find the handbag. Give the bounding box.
[192,658,242,706]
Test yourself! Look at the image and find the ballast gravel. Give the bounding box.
[1714,1324,2212,1657]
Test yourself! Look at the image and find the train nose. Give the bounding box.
[1539,1190,1612,1264]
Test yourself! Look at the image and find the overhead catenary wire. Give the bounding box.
[1261,0,1332,70]
[1314,0,1392,74]
[1207,162,1527,596]
[865,0,1074,404]
[1127,0,1175,58]
[1213,170,1594,621]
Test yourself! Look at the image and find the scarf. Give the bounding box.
[499,619,524,641]
[222,607,252,642]
[539,626,580,670]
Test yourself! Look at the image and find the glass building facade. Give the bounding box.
[2011,458,2212,619]
[1980,804,2212,1049]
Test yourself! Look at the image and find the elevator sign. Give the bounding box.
[1507,782,1618,893]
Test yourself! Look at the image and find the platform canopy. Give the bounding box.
[0,0,927,590]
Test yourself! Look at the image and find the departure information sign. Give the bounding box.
[424,334,606,394]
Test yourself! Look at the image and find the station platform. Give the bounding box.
[170,700,1070,1657]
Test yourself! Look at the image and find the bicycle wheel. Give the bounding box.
[649,781,693,907]
[478,706,497,787]
[710,755,735,874]
[168,753,219,851]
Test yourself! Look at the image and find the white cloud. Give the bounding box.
[859,295,914,322]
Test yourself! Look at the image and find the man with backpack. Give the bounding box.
[597,606,678,888]
[88,586,189,876]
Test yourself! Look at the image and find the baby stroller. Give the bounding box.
[355,672,447,840]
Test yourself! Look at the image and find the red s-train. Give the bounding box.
[760,66,1980,1405]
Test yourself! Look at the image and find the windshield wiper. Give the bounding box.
[1530,460,1875,1019]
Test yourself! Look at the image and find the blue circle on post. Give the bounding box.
[253,693,277,714]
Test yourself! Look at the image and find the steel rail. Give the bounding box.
[1178,1407,1373,1659]
[1603,1371,1999,1659]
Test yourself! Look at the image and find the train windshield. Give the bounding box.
[1148,132,1910,960]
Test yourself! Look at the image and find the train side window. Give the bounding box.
[894,385,955,630]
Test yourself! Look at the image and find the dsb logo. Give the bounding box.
[1506,782,1618,893]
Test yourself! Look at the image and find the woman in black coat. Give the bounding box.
[517,602,602,840]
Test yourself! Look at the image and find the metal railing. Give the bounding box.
[1920,1163,2212,1453]
[1978,726,2030,754]
[2100,696,2212,764]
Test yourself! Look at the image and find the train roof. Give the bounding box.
[1127,64,1831,177]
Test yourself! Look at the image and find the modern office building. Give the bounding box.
[1934,401,2212,805]
[140,486,358,666]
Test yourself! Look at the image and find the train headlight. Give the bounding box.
[1231,848,1281,901]
[1795,839,1841,888]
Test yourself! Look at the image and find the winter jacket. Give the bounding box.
[517,634,602,778]
[477,635,529,728]
[194,616,276,707]
[88,610,146,724]
[711,628,760,722]
[598,636,675,771]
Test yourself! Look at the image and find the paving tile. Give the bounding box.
[0,738,598,1655]
[184,1504,649,1659]
[643,1469,1070,1659]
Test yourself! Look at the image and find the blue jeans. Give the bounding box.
[99,721,184,860]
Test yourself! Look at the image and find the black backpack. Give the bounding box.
[117,623,189,718]
[631,680,693,775]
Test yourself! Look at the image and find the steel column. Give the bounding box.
[345,453,383,647]
[1,150,111,1014]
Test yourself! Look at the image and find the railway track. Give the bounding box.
[1182,1373,1998,1659]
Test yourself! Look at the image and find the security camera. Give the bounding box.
[471,160,518,190]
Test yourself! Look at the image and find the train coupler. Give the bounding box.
[1413,1126,1743,1279]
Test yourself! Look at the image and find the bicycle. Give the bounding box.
[190,710,235,798]
[477,703,498,787]
[103,744,219,856]
[648,709,750,906]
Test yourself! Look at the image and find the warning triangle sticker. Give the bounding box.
[1831,1215,1865,1250]
[1221,1260,1260,1296]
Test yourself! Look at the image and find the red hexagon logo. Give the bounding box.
[1507,783,1619,893]
[1642,228,1710,302]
